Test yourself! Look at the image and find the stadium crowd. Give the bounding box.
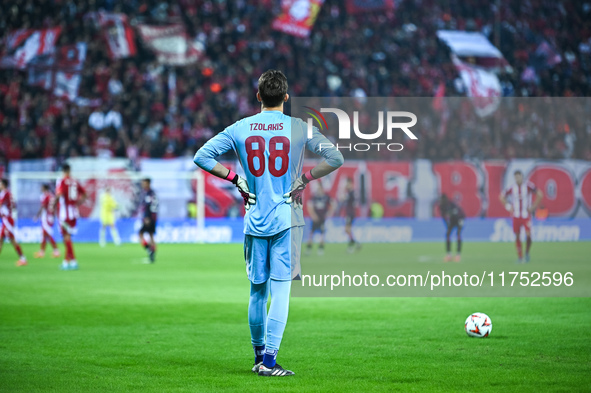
[1,0,590,168]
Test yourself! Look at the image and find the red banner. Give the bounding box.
[99,13,137,60]
[197,160,591,219]
[272,0,324,38]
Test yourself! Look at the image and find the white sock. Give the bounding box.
[111,226,121,246]
[99,227,106,247]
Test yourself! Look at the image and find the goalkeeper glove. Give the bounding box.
[283,170,316,209]
[226,170,256,211]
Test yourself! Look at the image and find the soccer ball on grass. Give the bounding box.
[465,312,492,338]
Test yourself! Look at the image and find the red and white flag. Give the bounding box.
[453,56,501,118]
[54,43,87,100]
[3,29,32,53]
[137,24,201,66]
[97,13,137,60]
[55,43,87,72]
[1,27,62,69]
[27,43,87,101]
[53,72,83,101]
[272,0,324,38]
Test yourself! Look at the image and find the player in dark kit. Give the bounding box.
[139,178,158,263]
[342,177,360,253]
[306,184,334,255]
[439,194,465,262]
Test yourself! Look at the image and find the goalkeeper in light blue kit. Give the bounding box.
[194,70,344,376]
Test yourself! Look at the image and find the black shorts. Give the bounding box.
[140,218,156,234]
[311,220,326,234]
[447,217,464,231]
[345,215,355,226]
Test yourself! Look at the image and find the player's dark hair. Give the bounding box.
[143,178,151,184]
[514,170,523,175]
[42,183,50,191]
[62,163,71,172]
[258,69,288,108]
[1,178,8,187]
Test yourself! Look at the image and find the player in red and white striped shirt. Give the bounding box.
[34,184,60,259]
[53,164,86,270]
[499,170,543,262]
[0,179,27,266]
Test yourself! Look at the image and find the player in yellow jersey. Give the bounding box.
[99,186,121,247]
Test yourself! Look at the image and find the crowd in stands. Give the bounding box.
[1,0,590,168]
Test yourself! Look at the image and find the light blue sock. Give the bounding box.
[248,281,269,358]
[263,279,291,367]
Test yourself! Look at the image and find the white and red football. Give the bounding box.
[465,312,492,338]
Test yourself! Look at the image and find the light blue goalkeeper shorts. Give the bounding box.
[244,226,303,284]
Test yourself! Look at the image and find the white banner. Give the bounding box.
[437,30,510,71]
[437,30,503,58]
[137,24,201,66]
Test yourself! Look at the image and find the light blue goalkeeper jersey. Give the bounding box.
[194,110,343,237]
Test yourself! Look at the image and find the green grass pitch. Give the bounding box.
[0,242,590,392]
